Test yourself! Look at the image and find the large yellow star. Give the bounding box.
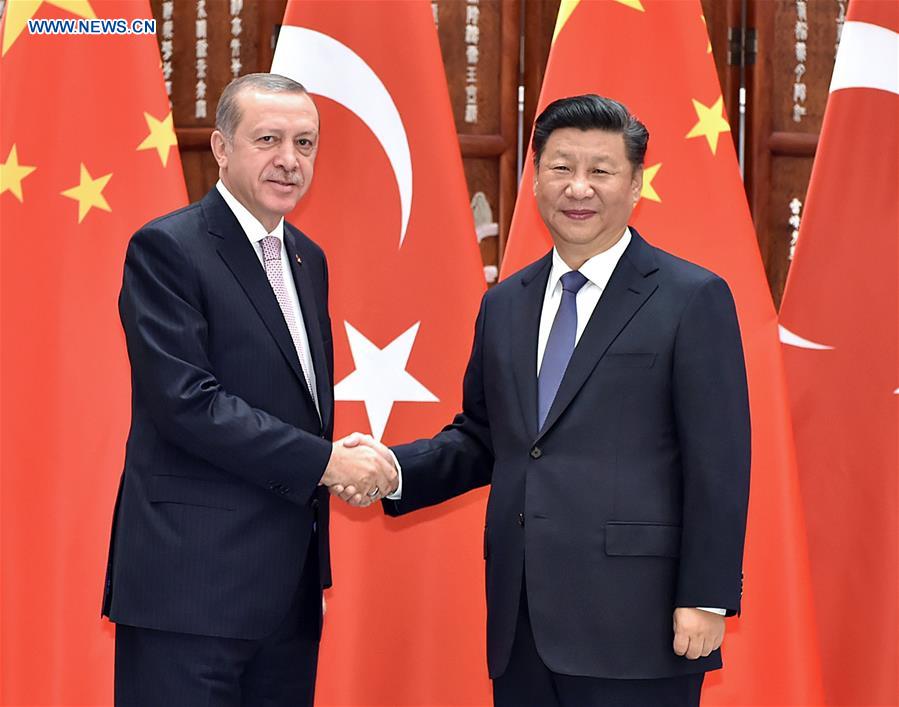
[0,145,37,202]
[553,0,643,45]
[685,96,731,155]
[2,1,96,56]
[640,163,662,203]
[137,111,178,167]
[61,163,112,223]
[552,0,580,45]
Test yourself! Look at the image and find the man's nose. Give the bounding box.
[565,174,594,199]
[273,142,299,171]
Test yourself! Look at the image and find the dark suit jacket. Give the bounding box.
[103,188,334,641]
[385,230,750,680]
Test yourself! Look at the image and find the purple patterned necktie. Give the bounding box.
[260,235,316,406]
[538,270,589,429]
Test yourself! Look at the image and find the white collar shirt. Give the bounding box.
[215,180,318,411]
[537,227,632,375]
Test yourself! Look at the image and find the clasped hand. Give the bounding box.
[320,433,397,507]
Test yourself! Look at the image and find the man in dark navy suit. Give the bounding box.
[338,94,750,706]
[103,73,397,707]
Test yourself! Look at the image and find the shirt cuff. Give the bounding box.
[696,607,726,615]
[385,449,402,500]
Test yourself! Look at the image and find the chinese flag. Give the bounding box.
[501,1,824,704]
[272,2,489,705]
[0,1,187,703]
[779,1,898,704]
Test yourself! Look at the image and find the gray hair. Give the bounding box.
[215,73,309,140]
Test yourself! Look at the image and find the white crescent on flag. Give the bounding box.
[778,324,835,350]
[829,21,899,95]
[272,25,413,248]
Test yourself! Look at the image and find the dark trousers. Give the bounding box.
[115,545,322,707]
[493,585,704,707]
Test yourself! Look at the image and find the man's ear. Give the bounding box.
[631,166,644,204]
[210,130,229,168]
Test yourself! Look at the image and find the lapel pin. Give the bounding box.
[295,254,302,265]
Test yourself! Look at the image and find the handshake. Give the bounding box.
[319,432,398,507]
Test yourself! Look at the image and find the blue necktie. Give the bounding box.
[538,270,589,430]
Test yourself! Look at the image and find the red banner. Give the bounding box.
[273,2,489,704]
[780,1,898,704]
[0,1,187,704]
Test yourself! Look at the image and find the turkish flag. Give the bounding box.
[0,1,187,704]
[272,3,489,705]
[501,1,824,704]
[779,1,899,704]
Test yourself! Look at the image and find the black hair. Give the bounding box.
[532,94,648,170]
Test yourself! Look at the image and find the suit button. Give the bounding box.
[311,499,320,510]
[530,446,542,459]
[518,513,525,527]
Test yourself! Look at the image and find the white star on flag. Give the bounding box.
[334,321,439,441]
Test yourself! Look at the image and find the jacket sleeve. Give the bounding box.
[383,294,494,516]
[119,224,333,506]
[671,275,751,615]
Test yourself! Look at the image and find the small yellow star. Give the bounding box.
[0,145,37,202]
[2,0,96,56]
[640,163,662,203]
[614,0,644,10]
[137,111,178,167]
[685,96,731,155]
[61,163,112,223]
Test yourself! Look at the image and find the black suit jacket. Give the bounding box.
[103,188,334,640]
[385,230,750,680]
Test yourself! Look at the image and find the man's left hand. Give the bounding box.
[672,608,725,659]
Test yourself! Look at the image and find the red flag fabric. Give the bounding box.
[272,3,489,705]
[779,1,899,704]
[501,1,824,704]
[0,1,187,704]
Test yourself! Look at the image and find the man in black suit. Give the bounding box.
[338,94,750,706]
[103,73,397,706]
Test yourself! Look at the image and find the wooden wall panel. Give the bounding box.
[749,0,841,305]
[522,0,560,161]
[435,0,520,276]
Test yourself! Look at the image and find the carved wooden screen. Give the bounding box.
[748,0,846,305]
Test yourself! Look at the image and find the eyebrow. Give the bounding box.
[252,127,319,137]
[548,151,615,162]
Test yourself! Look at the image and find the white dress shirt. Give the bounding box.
[215,180,319,414]
[537,229,632,375]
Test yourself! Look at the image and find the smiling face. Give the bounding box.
[211,88,319,231]
[534,128,643,268]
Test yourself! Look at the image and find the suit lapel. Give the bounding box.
[284,231,333,433]
[510,253,553,442]
[203,190,308,391]
[537,232,659,440]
